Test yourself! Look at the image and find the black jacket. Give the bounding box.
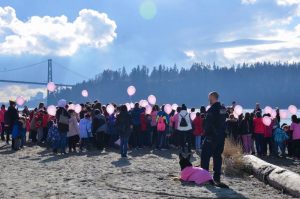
[116,112,132,137]
[204,102,226,139]
[55,107,70,133]
[4,106,19,129]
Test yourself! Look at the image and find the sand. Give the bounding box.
[0,143,293,199]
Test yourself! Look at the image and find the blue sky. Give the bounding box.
[0,0,299,101]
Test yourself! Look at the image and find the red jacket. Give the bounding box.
[140,113,147,132]
[192,116,204,136]
[0,109,6,123]
[264,120,274,138]
[253,118,265,134]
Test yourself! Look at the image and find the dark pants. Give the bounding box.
[4,127,11,143]
[68,135,79,152]
[95,131,105,150]
[263,137,273,156]
[156,130,166,149]
[201,135,225,182]
[254,133,264,156]
[30,130,37,143]
[179,131,192,153]
[151,126,158,147]
[1,122,4,141]
[130,125,140,148]
[293,139,300,158]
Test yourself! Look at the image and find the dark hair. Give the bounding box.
[256,112,262,118]
[191,108,195,112]
[120,105,128,113]
[291,115,299,123]
[181,104,187,111]
[244,112,250,120]
[209,91,219,99]
[176,106,181,113]
[200,106,206,114]
[196,112,200,117]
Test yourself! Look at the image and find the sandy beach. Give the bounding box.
[0,143,293,199]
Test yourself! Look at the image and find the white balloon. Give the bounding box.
[233,112,239,119]
[127,86,136,96]
[139,100,148,108]
[206,105,211,111]
[47,105,56,116]
[130,102,135,109]
[145,105,152,115]
[106,104,115,115]
[147,95,156,105]
[47,82,56,92]
[263,116,272,126]
[125,103,131,111]
[190,112,196,121]
[264,106,273,114]
[172,104,178,111]
[234,105,243,116]
[75,104,82,114]
[81,90,88,97]
[288,105,298,115]
[279,110,288,119]
[16,96,25,106]
[164,104,172,115]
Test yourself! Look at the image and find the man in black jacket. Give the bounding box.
[4,100,19,145]
[201,92,228,187]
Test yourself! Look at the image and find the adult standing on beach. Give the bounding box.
[56,99,70,154]
[201,92,227,186]
[4,100,19,147]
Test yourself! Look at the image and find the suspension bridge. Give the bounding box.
[0,59,87,105]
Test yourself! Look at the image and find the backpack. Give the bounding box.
[180,113,188,127]
[157,116,166,132]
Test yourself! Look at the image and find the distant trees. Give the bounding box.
[48,62,300,108]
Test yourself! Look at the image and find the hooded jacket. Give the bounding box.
[177,110,192,131]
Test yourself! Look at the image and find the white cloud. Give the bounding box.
[241,0,257,5]
[0,7,117,56]
[277,0,300,6]
[184,50,196,59]
[221,24,300,63]
[0,85,46,103]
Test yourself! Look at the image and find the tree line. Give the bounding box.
[48,62,300,108]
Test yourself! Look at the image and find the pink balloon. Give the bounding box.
[127,86,136,96]
[47,82,56,92]
[271,110,277,119]
[164,104,172,115]
[288,105,298,115]
[234,105,243,115]
[75,104,82,114]
[16,96,25,106]
[263,116,272,126]
[47,105,56,116]
[68,104,75,110]
[81,90,88,97]
[106,104,115,115]
[145,105,152,115]
[190,112,196,121]
[172,104,178,111]
[147,95,156,105]
[279,110,288,119]
[264,106,273,114]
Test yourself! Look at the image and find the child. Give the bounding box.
[273,124,289,158]
[79,113,92,151]
[192,113,204,152]
[47,120,60,154]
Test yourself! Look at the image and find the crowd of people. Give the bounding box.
[0,93,299,165]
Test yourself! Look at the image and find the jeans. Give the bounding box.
[201,135,225,182]
[59,132,67,153]
[195,135,202,150]
[156,130,166,149]
[254,133,264,156]
[120,136,129,156]
[273,141,286,156]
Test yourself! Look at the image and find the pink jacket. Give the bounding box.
[180,166,212,185]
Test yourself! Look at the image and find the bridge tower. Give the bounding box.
[47,59,52,105]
